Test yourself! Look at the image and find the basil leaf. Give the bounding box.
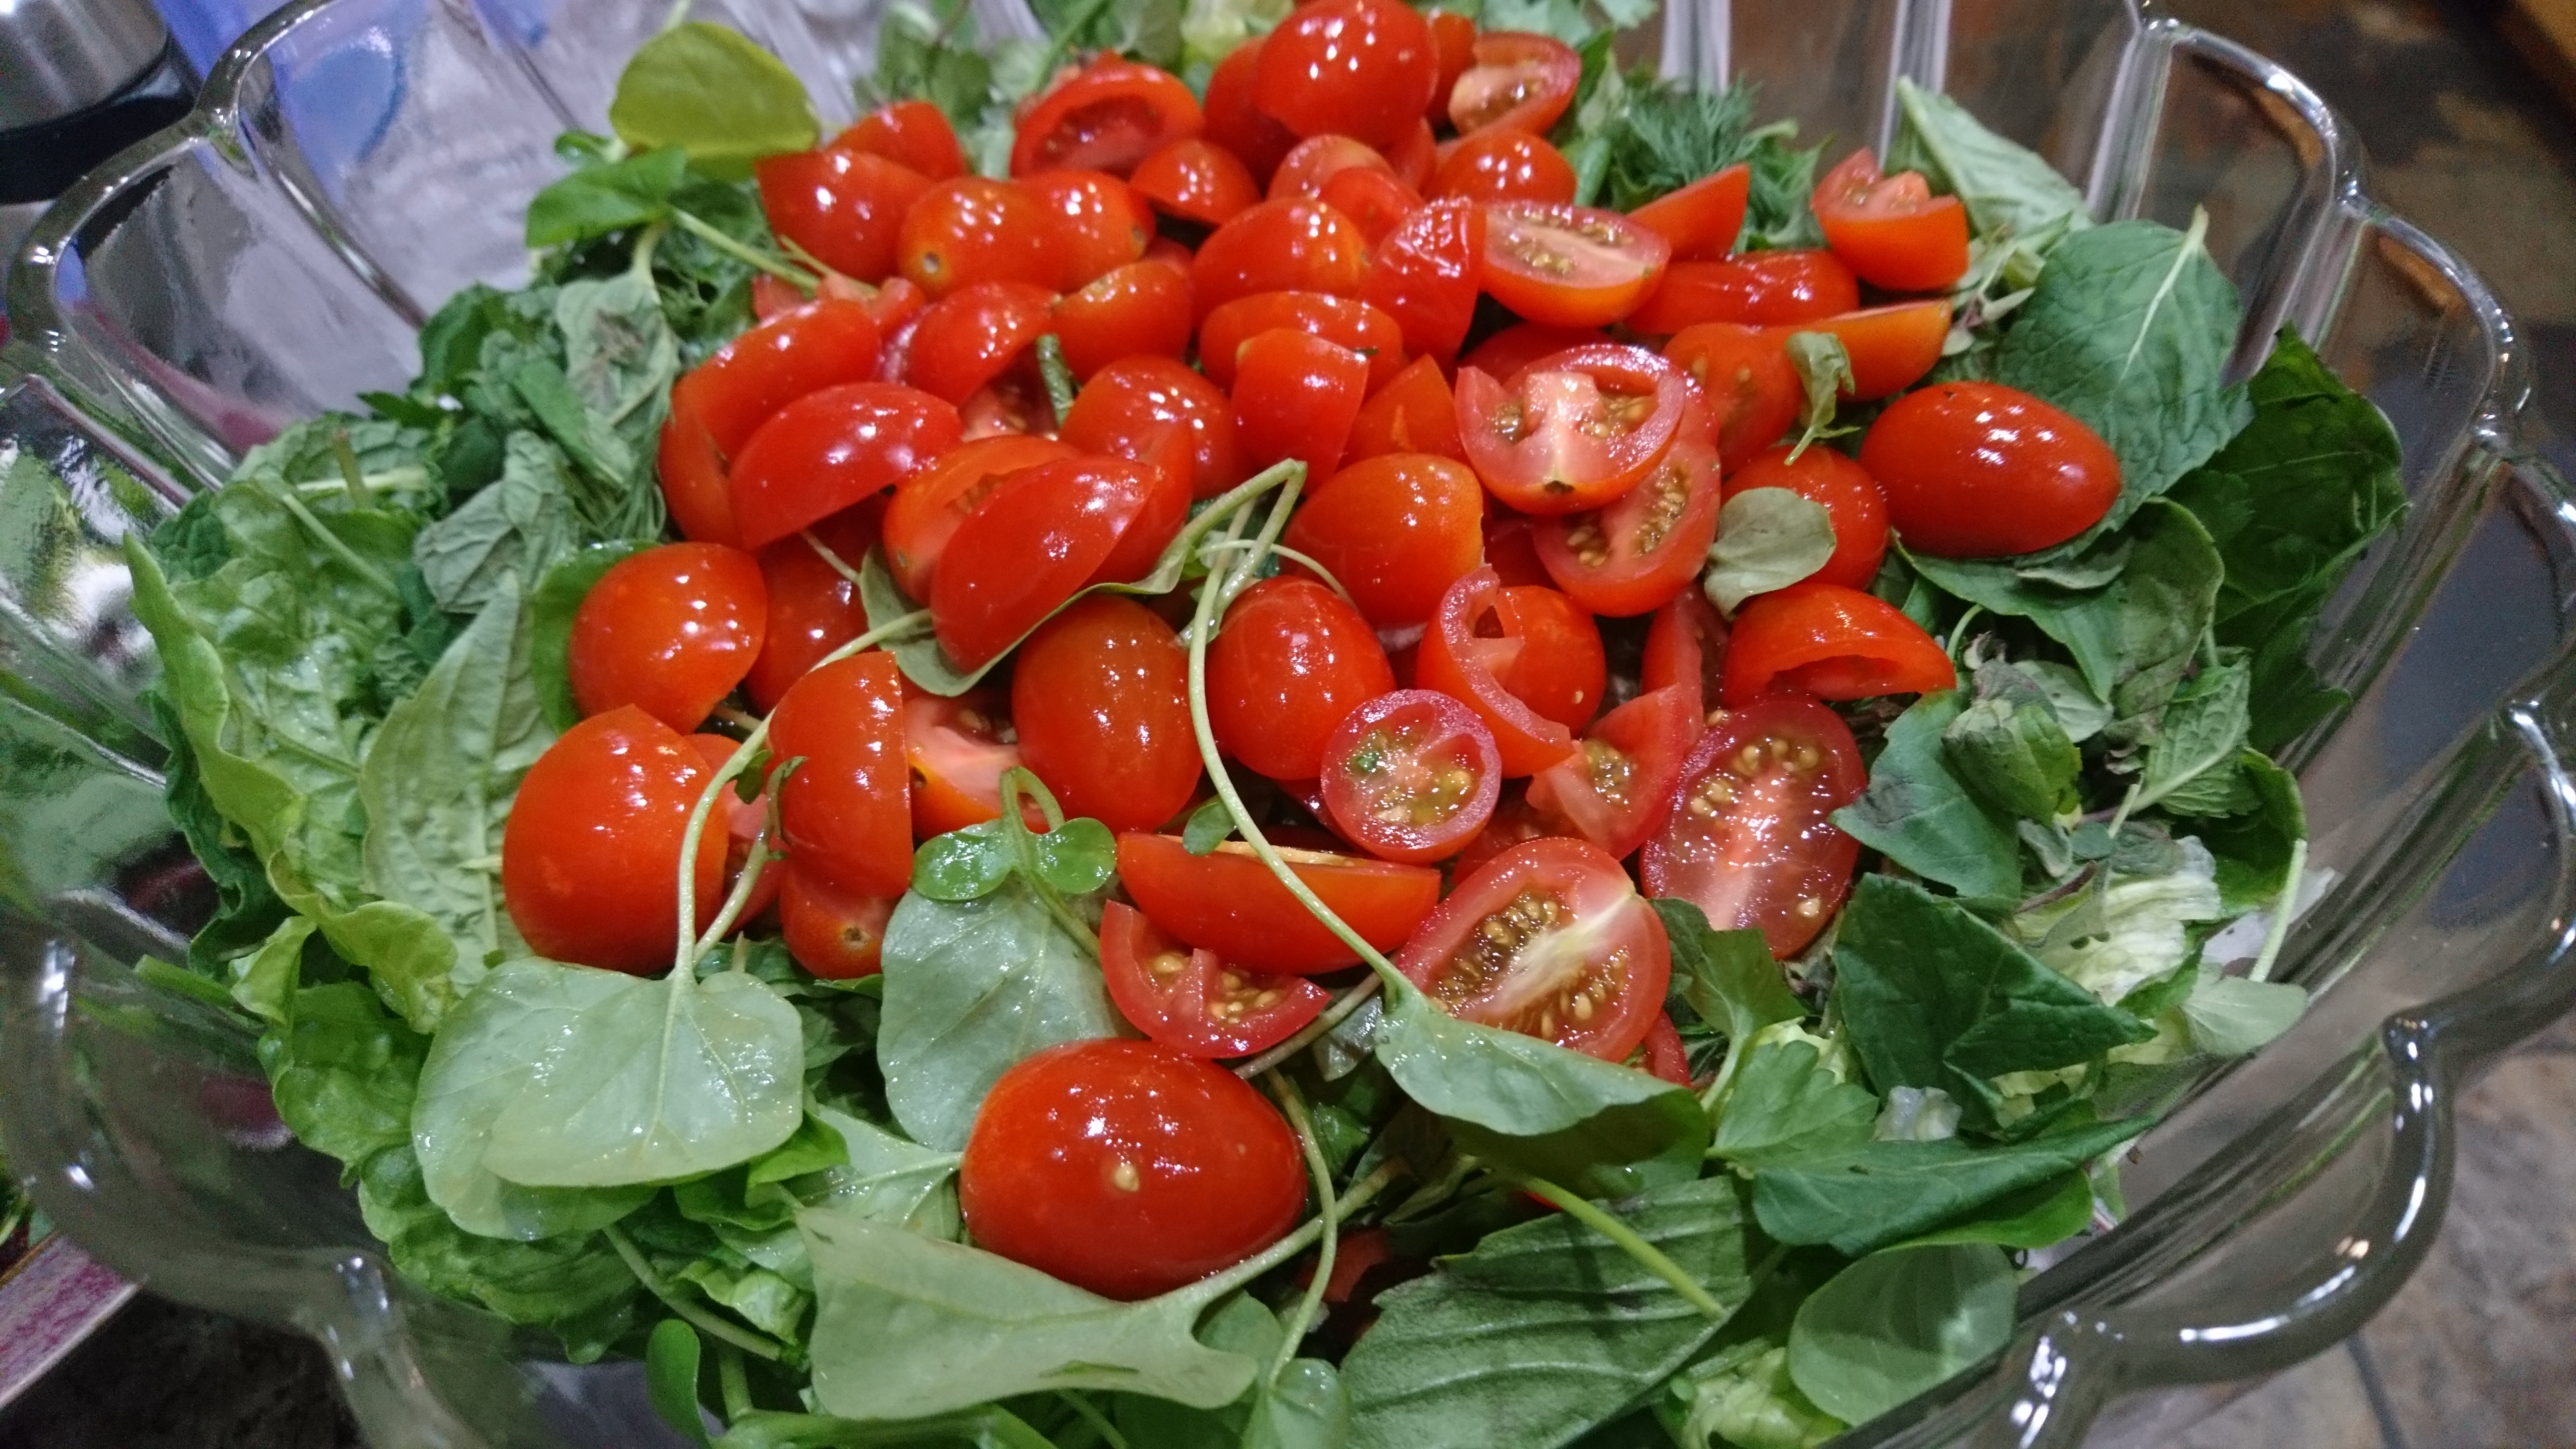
[1785,1244,2017,1426]
[231,915,313,1026]
[645,1320,715,1449]
[608,24,819,180]
[1750,1116,2147,1254]
[1709,1040,1877,1169]
[1885,79,2091,247]
[260,979,426,1166]
[411,433,582,616]
[1832,692,2023,902]
[525,146,690,248]
[1705,488,1836,615]
[1941,692,2078,822]
[529,541,650,731]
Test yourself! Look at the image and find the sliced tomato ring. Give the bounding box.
[1627,162,1750,260]
[1480,201,1671,328]
[1640,695,1864,957]
[1641,588,1728,716]
[1446,32,1582,136]
[1531,423,1723,616]
[902,691,1026,838]
[1772,300,1952,400]
[1720,581,1957,706]
[1395,836,1670,1061]
[1523,683,1702,859]
[1116,832,1441,975]
[1100,901,1332,1058]
[1319,690,1503,864]
[1413,566,1578,775]
[1454,342,1691,513]
[881,433,1077,600]
[1811,148,1971,292]
[1011,58,1205,178]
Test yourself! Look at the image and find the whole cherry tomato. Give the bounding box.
[1448,31,1582,135]
[1053,260,1195,381]
[1415,568,1595,773]
[658,299,885,545]
[1192,198,1371,319]
[1232,329,1371,486]
[1281,451,1483,628]
[1813,148,1970,292]
[932,456,1187,667]
[1721,581,1956,705]
[1204,38,1300,184]
[1061,356,1246,500]
[1641,695,1864,957]
[1627,251,1860,333]
[568,542,767,734]
[1346,355,1468,466]
[1723,443,1891,591]
[1099,902,1331,1058]
[754,148,930,284]
[881,434,1076,600]
[1254,0,1440,148]
[1020,168,1155,287]
[727,382,962,549]
[1364,197,1485,362]
[1532,423,1724,616]
[1431,130,1576,205]
[1012,595,1203,831]
[1269,133,1395,201]
[779,861,894,979]
[1206,576,1397,779]
[902,690,1024,838]
[500,706,724,975]
[1628,163,1750,260]
[1858,381,2122,557]
[689,733,782,924]
[746,500,879,710]
[1642,588,1728,714]
[1482,202,1671,328]
[1662,323,1800,469]
[1319,689,1503,863]
[1118,832,1438,973]
[1011,58,1205,177]
[1779,300,1951,400]
[1131,138,1261,225]
[1455,343,1693,513]
[1523,683,1702,859]
[898,177,1065,297]
[770,651,912,900]
[1199,290,1405,391]
[904,281,1057,405]
[1397,836,1670,1060]
[1316,166,1422,248]
[833,99,967,181]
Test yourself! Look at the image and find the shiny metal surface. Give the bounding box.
[0,0,170,128]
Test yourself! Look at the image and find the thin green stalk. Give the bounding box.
[1036,335,1078,427]
[1697,1034,1752,1117]
[330,429,372,508]
[1235,973,1381,1080]
[997,767,1100,955]
[1944,604,1985,661]
[1055,1392,1128,1449]
[2247,837,2307,983]
[1195,1161,1400,1302]
[1197,537,1355,606]
[604,1224,790,1363]
[671,208,819,288]
[716,1342,754,1422]
[1265,1075,1337,1383]
[800,527,868,588]
[632,217,670,281]
[1509,1175,1729,1322]
[274,490,400,599]
[688,757,794,969]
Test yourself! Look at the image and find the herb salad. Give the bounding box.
[120,1,2406,1446]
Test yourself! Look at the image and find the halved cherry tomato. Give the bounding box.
[863,276,930,335]
[932,456,1188,667]
[1383,117,1438,193]
[659,300,885,545]
[898,177,1065,297]
[1364,197,1485,361]
[1779,300,1951,400]
[881,434,1076,600]
[1205,38,1301,184]
[502,706,725,975]
[1642,588,1728,714]
[568,542,767,734]
[957,370,1054,439]
[1319,689,1501,863]
[1662,323,1799,469]
[1626,251,1860,333]
[1721,581,1956,705]
[755,148,931,284]
[961,1038,1306,1300]
[1207,576,1397,779]
[1199,291,1405,390]
[1053,260,1194,380]
[1117,833,1439,974]
[1447,31,1581,136]
[1232,329,1371,485]
[834,100,967,181]
[1193,198,1373,319]
[1100,902,1331,1057]
[1427,10,1476,116]
[1532,425,1723,616]
[1061,356,1246,500]
[1346,355,1468,465]
[1021,168,1155,286]
[1460,322,1603,380]
[1723,443,1890,591]
[1489,584,1605,729]
[1481,202,1672,328]
[1432,130,1574,205]
[1269,133,1395,201]
[1813,148,1970,292]
[1642,695,1863,956]
[902,690,1022,837]
[728,382,962,549]
[1523,684,1701,859]
[1131,138,1261,225]
[770,651,912,899]
[1455,343,1691,513]
[1013,595,1202,832]
[1416,568,1584,774]
[1858,381,2121,557]
[905,281,1057,405]
[690,733,782,924]
[1318,166,1422,248]
[1254,0,1440,148]
[1281,451,1483,627]
[747,500,880,709]
[1397,836,1668,1060]
[1012,58,1205,178]
[780,862,895,978]
[1628,163,1750,260]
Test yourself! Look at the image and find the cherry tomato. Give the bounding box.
[1061,356,1246,500]
[1813,148,1970,292]
[1132,138,1261,225]
[932,456,1188,668]
[1012,58,1205,178]
[1416,568,1588,773]
[1022,168,1155,286]
[769,651,912,899]
[1269,133,1395,201]
[957,371,1054,439]
[1364,197,1485,362]
[755,148,931,284]
[1012,595,1203,832]
[1628,162,1750,260]
[1723,444,1890,591]
[1626,251,1860,333]
[1426,10,1476,115]
[1100,902,1332,1057]
[1319,689,1502,863]
[1642,696,1863,957]
[1205,38,1301,184]
[779,862,894,978]
[904,280,1057,405]
[1523,683,1701,859]
[1317,165,1422,248]
[1455,343,1691,513]
[1462,322,1606,380]
[881,434,1077,600]
[1117,833,1439,974]
[747,502,879,710]
[1254,0,1439,148]
[568,542,767,735]
[1642,588,1727,714]
[689,733,782,924]
[1482,202,1671,328]
[1662,323,1799,470]
[902,691,1023,838]
[1431,130,1575,205]
[1447,30,1581,136]
[1206,576,1397,779]
[1640,1013,1691,1086]
[1532,425,1723,616]
[1232,329,1371,486]
[501,706,724,975]
[1281,451,1483,628]
[863,275,930,335]
[1778,300,1950,400]
[961,1038,1306,1299]
[1397,836,1668,1060]
[658,300,885,545]
[1051,260,1193,382]
[753,272,881,322]
[1346,355,1468,466]
[727,382,962,549]
[1199,290,1405,391]
[898,177,1065,297]
[1722,581,1956,705]
[1193,198,1372,319]
[833,99,967,181]
[1383,117,1438,192]
[1858,381,2122,557]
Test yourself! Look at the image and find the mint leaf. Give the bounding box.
[1750,1116,2147,1254]
[1941,693,2078,822]
[1832,692,2023,902]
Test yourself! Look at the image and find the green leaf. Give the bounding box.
[411,433,581,616]
[1244,1359,1353,1449]
[1783,331,1854,429]
[910,819,1015,900]
[2137,655,2251,814]
[258,980,428,1167]
[1750,1116,2147,1254]
[2024,837,2222,1006]
[1599,78,1757,215]
[1898,1169,2092,1249]
[1183,796,1236,854]
[1705,488,1837,616]
[526,146,691,248]
[2198,752,2306,912]
[1885,80,2091,248]
[1654,899,1801,1045]
[1662,1340,1843,1449]
[1785,1244,2017,1425]
[805,1106,963,1240]
[716,1407,1061,1448]
[862,0,999,127]
[2180,971,2306,1057]
[355,1146,639,1359]
[1710,1040,1878,1169]
[608,25,819,180]
[1941,693,2078,822]
[1371,976,1688,1140]
[1831,692,2023,902]
[1033,816,1116,895]
[1741,131,1826,252]
[529,541,649,730]
[646,1320,715,1449]
[231,914,315,1026]
[557,270,682,433]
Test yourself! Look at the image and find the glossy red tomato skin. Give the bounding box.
[1662,323,1800,470]
[1447,31,1582,136]
[1642,695,1865,957]
[769,651,912,900]
[1415,568,1580,775]
[881,434,1076,601]
[501,706,725,975]
[1053,260,1195,382]
[1627,251,1862,333]
[1454,343,1693,514]
[1061,356,1246,500]
[1199,291,1405,391]
[689,733,783,924]
[1628,163,1750,260]
[1812,148,1971,292]
[1524,683,1703,859]
[1365,197,1485,362]
[659,384,739,547]
[1383,117,1438,191]
[1491,584,1607,730]
[1482,202,1672,329]
[1642,588,1729,714]
[1346,355,1468,465]
[1281,451,1483,628]
[1722,581,1957,706]
[961,1038,1307,1300]
[1780,301,1951,400]
[1317,165,1422,248]
[1723,444,1892,591]
[1254,0,1439,148]
[1859,382,2123,557]
[1099,902,1331,1058]
[568,543,767,735]
[1193,198,1372,320]
[1397,836,1670,1061]
[898,177,1065,297]
[1011,58,1205,178]
[1117,833,1440,974]
[1205,38,1301,184]
[834,99,966,180]
[1012,595,1203,832]
[747,506,878,710]
[1431,130,1576,205]
[659,301,887,546]
[1642,1013,1691,1086]
[727,382,963,549]
[1132,138,1261,225]
[932,457,1185,668]
[1269,133,1394,201]
[1232,329,1371,486]
[1462,322,1609,381]
[1022,168,1156,287]
[755,148,932,284]
[1319,689,1503,863]
[903,691,1024,838]
[779,863,895,979]
[905,281,1058,405]
[1427,10,1476,115]
[1532,427,1724,616]
[1206,576,1397,779]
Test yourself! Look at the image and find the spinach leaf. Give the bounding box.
[806,1106,963,1241]
[1705,488,1836,615]
[529,541,651,730]
[1884,79,2090,247]
[229,914,312,1026]
[1655,899,1801,1044]
[1785,1244,2016,1426]
[526,146,692,248]
[1831,693,2023,902]
[608,24,819,180]
[1941,692,2078,821]
[259,979,428,1167]
[1709,1040,1878,1169]
[1750,1116,2146,1254]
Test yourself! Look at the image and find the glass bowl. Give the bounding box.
[3,0,2573,1444]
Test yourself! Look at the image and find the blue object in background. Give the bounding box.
[157,0,425,184]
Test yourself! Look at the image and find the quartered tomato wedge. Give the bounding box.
[1640,1013,1692,1086]
[1364,197,1485,362]
[568,542,767,734]
[1627,162,1750,260]
[1446,31,1581,136]
[1231,329,1371,485]
[881,433,1075,600]
[1206,576,1397,780]
[1642,696,1864,957]
[747,502,879,710]
[1415,567,1590,775]
[1723,444,1891,591]
[1319,689,1503,863]
[728,382,962,549]
[1778,300,1951,400]
[1455,343,1690,513]
[1626,250,1860,333]
[835,99,967,180]
[1396,837,1670,1061]
[1280,451,1483,628]
[1662,322,1800,469]
[1431,131,1575,205]
[1013,595,1203,833]
[1532,423,1723,616]
[780,862,896,979]
[770,651,912,900]
[1721,582,1956,706]
[1012,58,1204,178]
[1131,138,1261,225]
[1199,290,1405,390]
[930,455,1187,669]
[1481,201,1671,327]
[1383,118,1438,192]
[1346,356,1468,466]
[1100,902,1332,1058]
[1427,9,1476,116]
[1052,260,1194,380]
[1641,588,1728,714]
[754,148,931,284]
[1117,832,1440,974]
[1812,148,1970,292]
[901,690,1024,839]
[1523,683,1701,859]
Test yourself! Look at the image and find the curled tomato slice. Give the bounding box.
[1414,566,1581,776]
[1455,343,1690,514]
[1100,901,1332,1059]
[1719,582,1957,706]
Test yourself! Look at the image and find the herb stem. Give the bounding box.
[273,489,401,600]
[1195,1161,1400,1303]
[1235,973,1381,1080]
[1944,604,1985,661]
[1036,335,1078,429]
[604,1224,790,1363]
[670,208,819,289]
[1055,1391,1128,1449]
[998,767,1100,955]
[716,1342,753,1421]
[1509,1175,1731,1322]
[800,527,869,588]
[2247,836,2306,983]
[1197,538,1355,606]
[330,429,372,508]
[631,217,669,282]
[1265,1075,1337,1383]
